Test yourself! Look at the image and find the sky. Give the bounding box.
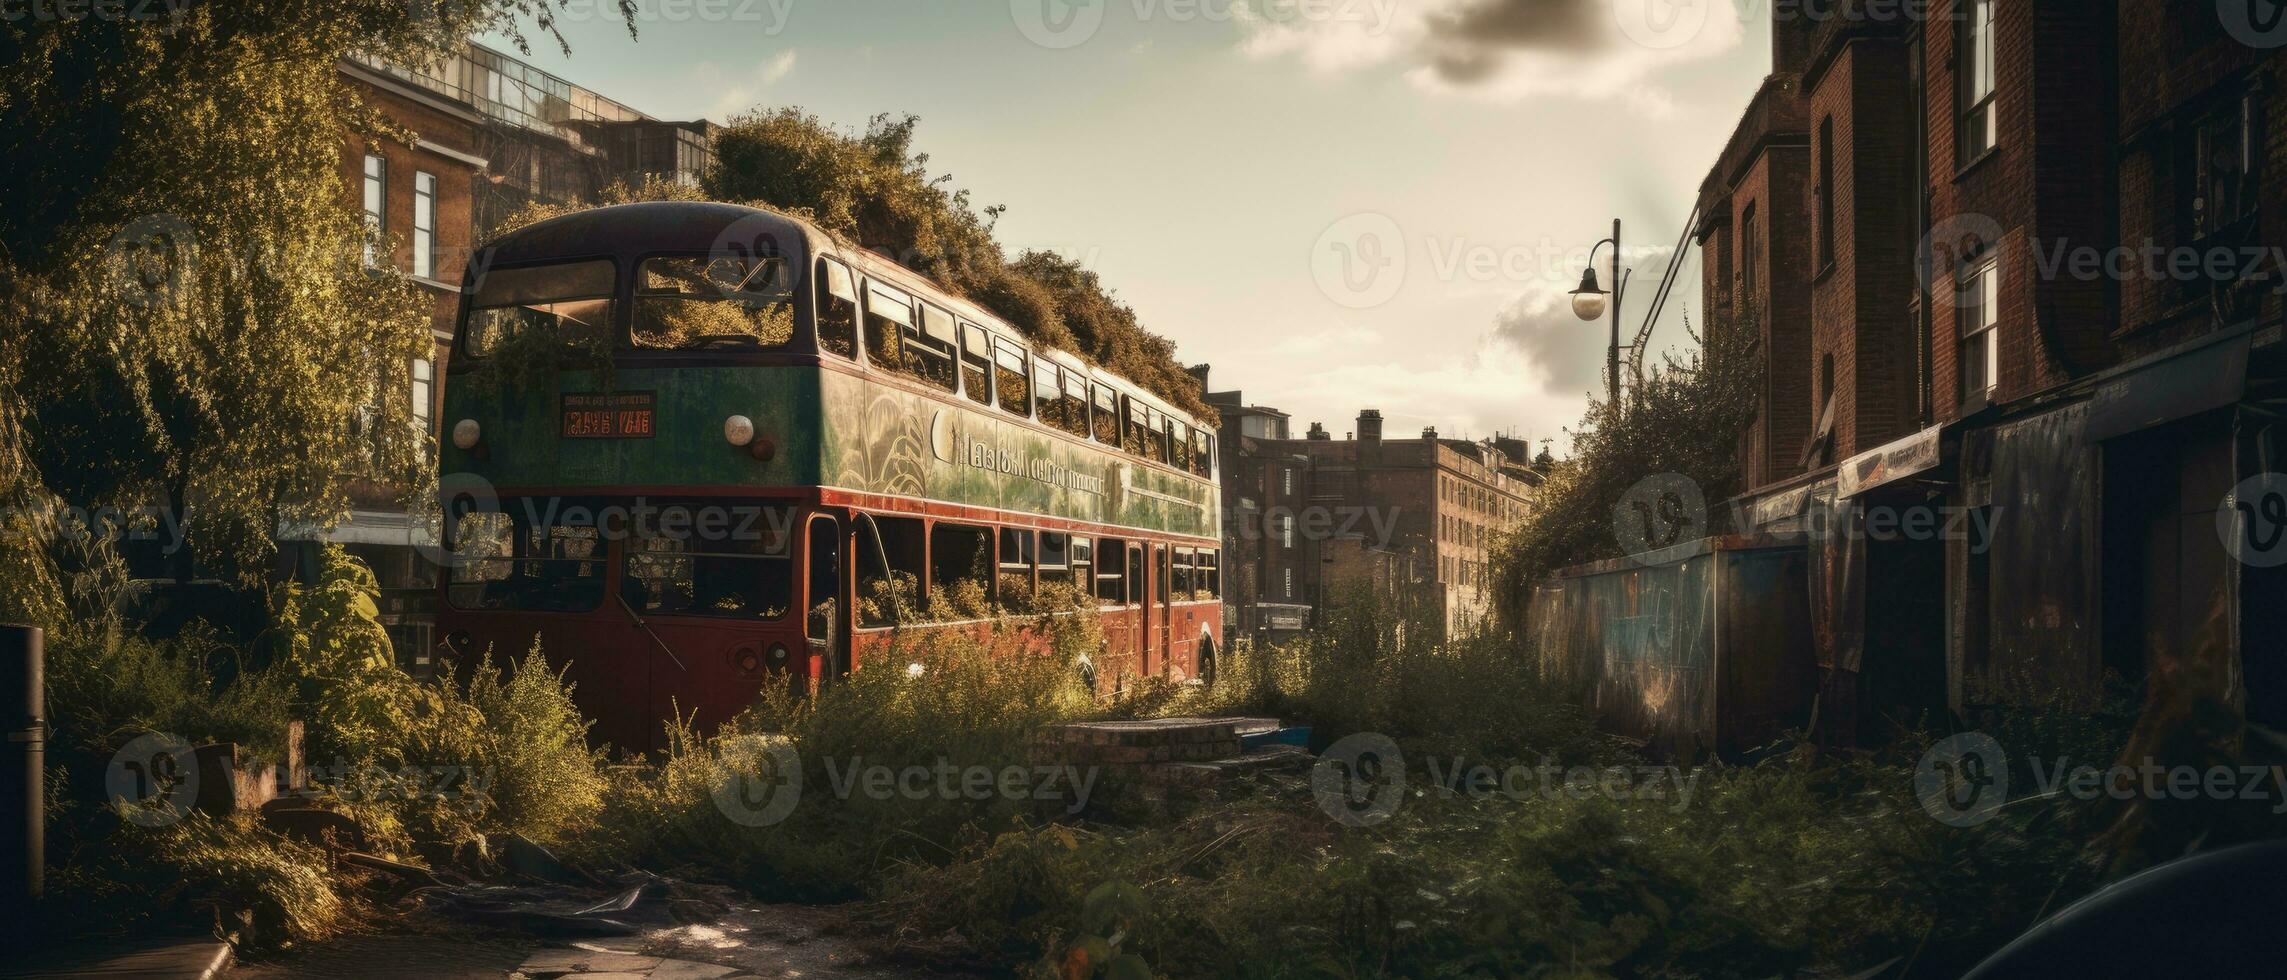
[488,0,1774,451]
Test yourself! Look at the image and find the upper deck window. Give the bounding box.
[1121,395,1149,457]
[462,260,617,358]
[631,255,795,350]
[993,337,1031,418]
[1090,383,1120,444]
[861,280,915,368]
[958,322,994,406]
[911,303,959,391]
[815,257,858,358]
[1058,370,1091,438]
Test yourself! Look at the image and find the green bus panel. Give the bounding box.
[441,364,1218,539]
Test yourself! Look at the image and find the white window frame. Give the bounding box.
[1959,253,1999,401]
[411,357,434,433]
[412,171,437,279]
[362,153,386,267]
[1959,0,1997,163]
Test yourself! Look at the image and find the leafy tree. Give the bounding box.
[704,110,1211,418]
[0,2,634,620]
[1488,312,1763,632]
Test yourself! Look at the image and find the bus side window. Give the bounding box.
[855,514,924,628]
[1060,372,1090,438]
[1143,408,1169,464]
[1127,545,1146,607]
[959,322,993,407]
[815,258,858,358]
[1094,537,1124,603]
[1033,361,1063,429]
[862,281,914,371]
[993,338,1031,418]
[909,303,959,392]
[1121,396,1148,457]
[1197,549,1218,600]
[1156,547,1171,604]
[1173,548,1194,601]
[997,527,1035,611]
[1068,536,1093,608]
[1090,383,1120,444]
[928,522,992,621]
[1170,420,1193,472]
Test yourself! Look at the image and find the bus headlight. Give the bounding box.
[724,414,755,447]
[452,419,482,451]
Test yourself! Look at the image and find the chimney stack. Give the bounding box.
[1422,426,1438,441]
[1357,409,1383,445]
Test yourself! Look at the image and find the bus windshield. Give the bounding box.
[446,509,607,613]
[632,255,795,350]
[462,259,617,358]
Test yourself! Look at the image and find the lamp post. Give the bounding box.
[1569,218,1624,409]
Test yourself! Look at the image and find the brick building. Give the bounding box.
[1201,368,1538,642]
[1683,1,2287,741]
[325,45,719,666]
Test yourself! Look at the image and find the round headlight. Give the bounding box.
[724,414,755,447]
[451,419,481,451]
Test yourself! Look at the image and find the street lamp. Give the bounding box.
[1571,218,1625,409]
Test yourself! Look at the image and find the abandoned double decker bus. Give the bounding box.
[432,201,1223,752]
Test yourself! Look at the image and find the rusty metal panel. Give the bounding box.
[1533,541,1814,756]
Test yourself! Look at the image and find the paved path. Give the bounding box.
[1,935,235,980]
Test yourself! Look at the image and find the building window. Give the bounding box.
[1958,0,1997,164]
[2183,91,2262,242]
[1958,253,1999,402]
[361,153,386,267]
[1815,117,1835,268]
[411,357,433,433]
[1282,566,1292,599]
[1739,203,1759,302]
[412,171,436,279]
[1279,515,1294,550]
[1282,469,1293,496]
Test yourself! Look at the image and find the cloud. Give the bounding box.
[1236,0,1743,110]
[1490,241,1677,395]
[699,49,798,121]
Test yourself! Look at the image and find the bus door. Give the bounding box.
[1127,543,1147,676]
[1152,544,1172,677]
[805,512,850,684]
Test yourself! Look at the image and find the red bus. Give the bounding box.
[433,202,1223,752]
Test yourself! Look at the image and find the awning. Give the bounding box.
[1838,425,1945,499]
[2084,330,2252,442]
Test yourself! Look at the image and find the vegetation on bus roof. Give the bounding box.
[490,110,1215,422]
